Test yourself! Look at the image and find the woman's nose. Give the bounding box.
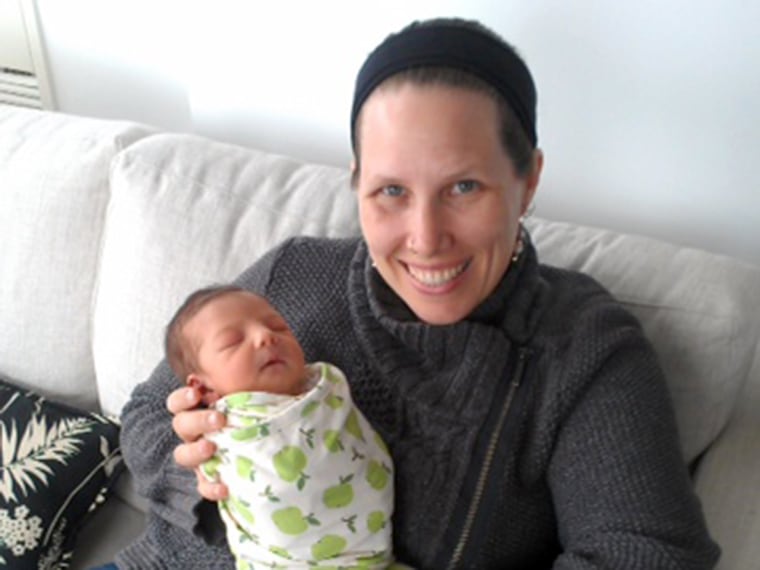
[408,201,446,256]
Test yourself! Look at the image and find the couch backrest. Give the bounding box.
[94,128,760,471]
[0,106,154,410]
[94,133,361,417]
[527,218,760,464]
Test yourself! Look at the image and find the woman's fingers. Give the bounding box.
[171,407,225,443]
[173,436,217,469]
[195,469,229,501]
[166,386,201,415]
[167,385,229,501]
[168,385,225,444]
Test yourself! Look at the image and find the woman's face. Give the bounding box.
[356,83,541,325]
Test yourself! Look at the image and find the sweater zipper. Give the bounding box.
[446,346,530,570]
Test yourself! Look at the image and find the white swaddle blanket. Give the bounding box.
[202,362,395,569]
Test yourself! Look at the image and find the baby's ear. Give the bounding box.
[187,375,219,407]
[187,374,204,390]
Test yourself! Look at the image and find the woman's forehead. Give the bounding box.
[358,86,504,169]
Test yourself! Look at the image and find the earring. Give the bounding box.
[511,223,525,263]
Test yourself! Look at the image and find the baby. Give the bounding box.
[165,285,396,569]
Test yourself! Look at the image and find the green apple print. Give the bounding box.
[366,510,386,533]
[323,365,341,384]
[201,455,222,480]
[374,431,390,456]
[259,484,281,503]
[231,422,270,441]
[341,514,357,533]
[322,474,355,509]
[269,545,293,560]
[299,426,316,449]
[366,460,390,491]
[235,456,255,481]
[311,534,347,560]
[301,400,320,417]
[225,393,252,408]
[323,430,345,453]
[356,551,389,566]
[227,495,255,525]
[324,394,344,409]
[271,506,320,535]
[344,409,365,442]
[273,445,309,489]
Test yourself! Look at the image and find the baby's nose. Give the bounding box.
[253,327,276,347]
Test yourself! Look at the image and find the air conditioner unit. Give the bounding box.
[0,0,55,109]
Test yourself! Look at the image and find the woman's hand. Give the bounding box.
[166,386,229,501]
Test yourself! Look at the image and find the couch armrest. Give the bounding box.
[694,348,760,570]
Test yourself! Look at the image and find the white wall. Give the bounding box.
[34,0,760,266]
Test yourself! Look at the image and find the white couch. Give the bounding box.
[1,105,758,569]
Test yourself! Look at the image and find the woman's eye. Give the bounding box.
[453,180,479,195]
[381,184,405,197]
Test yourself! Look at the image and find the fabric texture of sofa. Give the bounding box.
[1,104,758,569]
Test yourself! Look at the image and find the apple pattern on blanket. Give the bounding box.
[202,362,395,569]
[273,445,309,489]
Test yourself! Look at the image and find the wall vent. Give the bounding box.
[0,0,55,109]
[0,67,43,108]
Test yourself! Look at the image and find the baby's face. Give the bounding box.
[184,291,306,401]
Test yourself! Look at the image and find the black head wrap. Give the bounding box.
[350,20,538,150]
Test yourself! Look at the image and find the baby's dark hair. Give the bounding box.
[165,284,247,381]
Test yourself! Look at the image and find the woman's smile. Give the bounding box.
[404,259,470,290]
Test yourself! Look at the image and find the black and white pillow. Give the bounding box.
[0,377,123,569]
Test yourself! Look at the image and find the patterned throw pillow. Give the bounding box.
[0,377,123,569]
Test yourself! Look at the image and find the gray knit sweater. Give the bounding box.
[116,235,719,569]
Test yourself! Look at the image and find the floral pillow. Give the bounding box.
[0,377,123,569]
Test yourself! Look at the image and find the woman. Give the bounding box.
[116,18,720,569]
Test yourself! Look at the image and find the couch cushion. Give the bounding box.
[694,349,760,570]
[68,494,146,570]
[94,134,360,417]
[0,106,154,410]
[527,217,760,463]
[0,375,123,569]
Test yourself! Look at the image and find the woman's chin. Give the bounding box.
[406,296,474,325]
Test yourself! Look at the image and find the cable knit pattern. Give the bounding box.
[117,234,719,569]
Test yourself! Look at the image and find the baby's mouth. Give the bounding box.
[261,357,284,370]
[258,348,285,371]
